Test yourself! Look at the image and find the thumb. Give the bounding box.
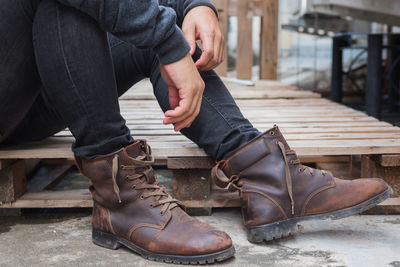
[183,26,197,56]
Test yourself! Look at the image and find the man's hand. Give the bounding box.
[161,53,205,132]
[182,6,225,71]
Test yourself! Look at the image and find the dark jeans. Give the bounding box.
[0,0,260,161]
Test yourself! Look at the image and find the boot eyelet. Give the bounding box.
[125,175,129,180]
[159,211,165,216]
[290,160,294,164]
[120,165,126,170]
[298,168,303,172]
[140,195,144,200]
[269,131,275,136]
[132,185,136,189]
[150,203,153,208]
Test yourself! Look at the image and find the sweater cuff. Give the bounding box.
[153,25,190,65]
[183,0,218,18]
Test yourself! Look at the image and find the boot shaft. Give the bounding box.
[212,125,332,219]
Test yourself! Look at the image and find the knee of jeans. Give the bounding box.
[108,34,125,48]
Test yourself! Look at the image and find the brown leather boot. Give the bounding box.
[212,125,393,243]
[75,140,234,264]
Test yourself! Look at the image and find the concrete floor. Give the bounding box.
[0,209,399,267]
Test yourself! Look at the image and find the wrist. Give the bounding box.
[183,0,218,19]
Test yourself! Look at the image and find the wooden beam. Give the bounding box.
[0,160,16,170]
[171,169,212,215]
[212,0,229,76]
[0,160,26,203]
[236,0,253,80]
[370,154,400,167]
[260,0,279,80]
[361,155,400,199]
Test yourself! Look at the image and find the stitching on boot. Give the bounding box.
[301,179,336,216]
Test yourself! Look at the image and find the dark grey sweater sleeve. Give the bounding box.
[55,0,190,64]
[159,0,218,27]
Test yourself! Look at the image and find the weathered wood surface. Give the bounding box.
[1,80,399,161]
[212,0,229,76]
[260,0,279,80]
[211,0,279,79]
[1,79,399,213]
[236,0,253,80]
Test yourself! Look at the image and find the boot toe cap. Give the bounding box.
[304,177,391,215]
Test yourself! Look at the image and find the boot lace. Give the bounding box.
[277,141,327,215]
[111,152,179,215]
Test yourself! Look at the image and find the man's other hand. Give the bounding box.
[161,53,205,131]
[182,6,225,71]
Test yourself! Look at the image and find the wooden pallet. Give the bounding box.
[1,80,399,214]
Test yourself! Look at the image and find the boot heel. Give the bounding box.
[246,219,298,243]
[92,229,121,250]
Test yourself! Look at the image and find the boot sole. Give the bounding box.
[92,229,235,265]
[246,186,393,243]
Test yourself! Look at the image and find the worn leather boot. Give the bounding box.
[75,140,234,264]
[212,125,393,243]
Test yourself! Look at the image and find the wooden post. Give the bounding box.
[236,0,253,80]
[361,155,400,214]
[212,0,229,76]
[260,0,279,80]
[0,160,27,204]
[168,158,214,215]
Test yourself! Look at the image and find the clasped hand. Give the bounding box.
[161,6,224,132]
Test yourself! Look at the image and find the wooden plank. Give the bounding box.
[168,157,215,169]
[0,161,26,203]
[236,0,253,80]
[1,138,400,159]
[0,189,92,208]
[2,189,398,212]
[260,0,279,80]
[212,0,229,76]
[371,154,400,167]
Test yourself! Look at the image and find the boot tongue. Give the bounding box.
[125,141,145,158]
[273,125,291,150]
[125,141,157,184]
[143,168,157,184]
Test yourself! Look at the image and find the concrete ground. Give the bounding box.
[0,208,399,267]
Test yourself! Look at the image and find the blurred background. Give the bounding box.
[213,0,400,125]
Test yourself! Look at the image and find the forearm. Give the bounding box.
[159,0,218,27]
[55,0,189,64]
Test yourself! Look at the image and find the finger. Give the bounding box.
[168,86,180,109]
[176,88,203,130]
[204,36,223,71]
[183,25,197,56]
[195,33,214,69]
[171,92,199,128]
[165,94,197,125]
[175,95,202,131]
[217,37,225,64]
